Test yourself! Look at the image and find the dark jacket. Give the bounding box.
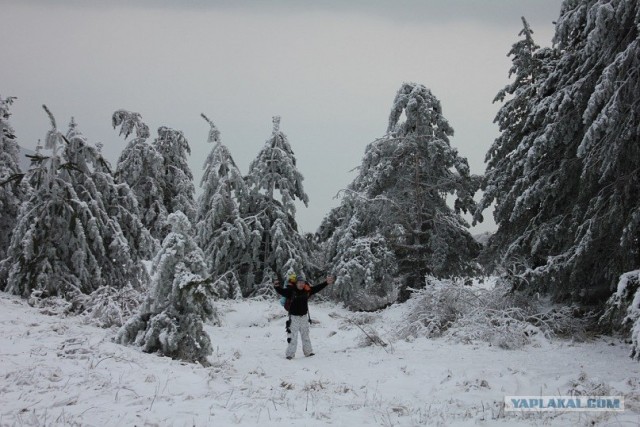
[274,281,329,316]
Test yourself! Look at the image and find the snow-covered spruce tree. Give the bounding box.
[115,212,215,365]
[477,1,640,302]
[600,270,640,359]
[4,107,147,298]
[323,83,481,306]
[195,114,247,299]
[383,83,481,282]
[64,118,154,289]
[240,116,310,294]
[113,110,166,242]
[476,17,559,276]
[0,96,29,271]
[114,112,195,242]
[93,142,156,263]
[153,126,197,233]
[324,200,400,310]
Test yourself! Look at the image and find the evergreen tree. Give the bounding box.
[240,116,310,294]
[153,126,197,231]
[323,198,399,310]
[575,0,640,297]
[323,83,481,307]
[477,17,559,273]
[195,114,247,299]
[114,111,195,242]
[385,83,481,281]
[0,96,29,270]
[4,107,149,298]
[115,212,216,365]
[479,0,640,301]
[65,118,154,286]
[113,110,166,242]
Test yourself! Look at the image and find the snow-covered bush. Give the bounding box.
[566,371,612,397]
[115,212,217,365]
[22,285,143,329]
[248,280,278,301]
[448,307,546,349]
[27,290,74,317]
[396,279,466,340]
[397,277,590,349]
[600,270,640,360]
[78,285,144,328]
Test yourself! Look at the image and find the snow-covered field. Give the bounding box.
[1,292,639,426]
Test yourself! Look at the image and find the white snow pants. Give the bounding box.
[286,314,313,358]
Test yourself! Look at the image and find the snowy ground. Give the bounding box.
[1,292,639,426]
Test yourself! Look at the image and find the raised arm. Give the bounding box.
[273,279,293,297]
[310,275,335,295]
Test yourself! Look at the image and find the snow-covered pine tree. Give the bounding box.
[153,126,197,233]
[64,118,154,290]
[574,0,640,299]
[323,83,481,307]
[115,211,216,365]
[113,110,166,242]
[4,108,102,297]
[478,1,640,301]
[1,109,154,303]
[195,114,247,299]
[383,83,481,282]
[93,141,156,263]
[323,198,399,310]
[476,17,559,274]
[240,116,310,294]
[0,96,29,272]
[114,113,195,242]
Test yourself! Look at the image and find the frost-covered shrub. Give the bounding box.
[599,270,640,360]
[396,279,466,340]
[566,371,611,397]
[345,312,378,326]
[356,326,388,349]
[397,277,590,349]
[248,280,278,301]
[23,285,143,329]
[448,308,545,349]
[27,290,74,317]
[78,285,144,328]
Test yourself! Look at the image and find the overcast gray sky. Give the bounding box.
[1,0,563,234]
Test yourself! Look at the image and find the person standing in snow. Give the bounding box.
[274,273,334,359]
